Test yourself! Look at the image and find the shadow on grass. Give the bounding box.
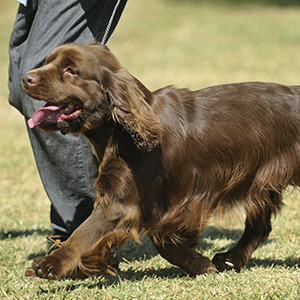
[0,228,51,240]
[248,256,300,269]
[35,266,189,296]
[35,255,300,296]
[30,225,299,295]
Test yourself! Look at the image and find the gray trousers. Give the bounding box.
[8,0,127,236]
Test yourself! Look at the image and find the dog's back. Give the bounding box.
[149,82,300,234]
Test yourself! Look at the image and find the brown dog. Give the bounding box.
[23,41,300,279]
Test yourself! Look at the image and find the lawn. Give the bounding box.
[0,0,300,299]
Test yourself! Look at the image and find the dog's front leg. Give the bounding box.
[32,202,127,280]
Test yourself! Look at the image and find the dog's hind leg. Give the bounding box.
[212,191,282,272]
[149,233,217,276]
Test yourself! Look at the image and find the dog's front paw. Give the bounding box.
[32,256,67,280]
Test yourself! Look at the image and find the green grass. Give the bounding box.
[1,1,300,299]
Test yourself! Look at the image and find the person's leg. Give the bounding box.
[8,0,127,236]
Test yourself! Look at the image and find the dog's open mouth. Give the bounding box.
[28,103,82,129]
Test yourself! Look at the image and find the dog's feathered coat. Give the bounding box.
[23,42,300,279]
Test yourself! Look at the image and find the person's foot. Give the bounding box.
[45,235,68,255]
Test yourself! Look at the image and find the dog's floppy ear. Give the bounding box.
[101,68,162,151]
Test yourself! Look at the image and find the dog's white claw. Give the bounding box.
[225,261,234,267]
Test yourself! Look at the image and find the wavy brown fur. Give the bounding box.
[23,42,300,279]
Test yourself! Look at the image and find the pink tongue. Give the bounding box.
[28,106,61,128]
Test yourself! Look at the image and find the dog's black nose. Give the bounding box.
[22,73,39,86]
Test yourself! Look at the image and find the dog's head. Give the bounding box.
[23,42,161,151]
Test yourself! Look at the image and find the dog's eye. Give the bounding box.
[63,67,79,76]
